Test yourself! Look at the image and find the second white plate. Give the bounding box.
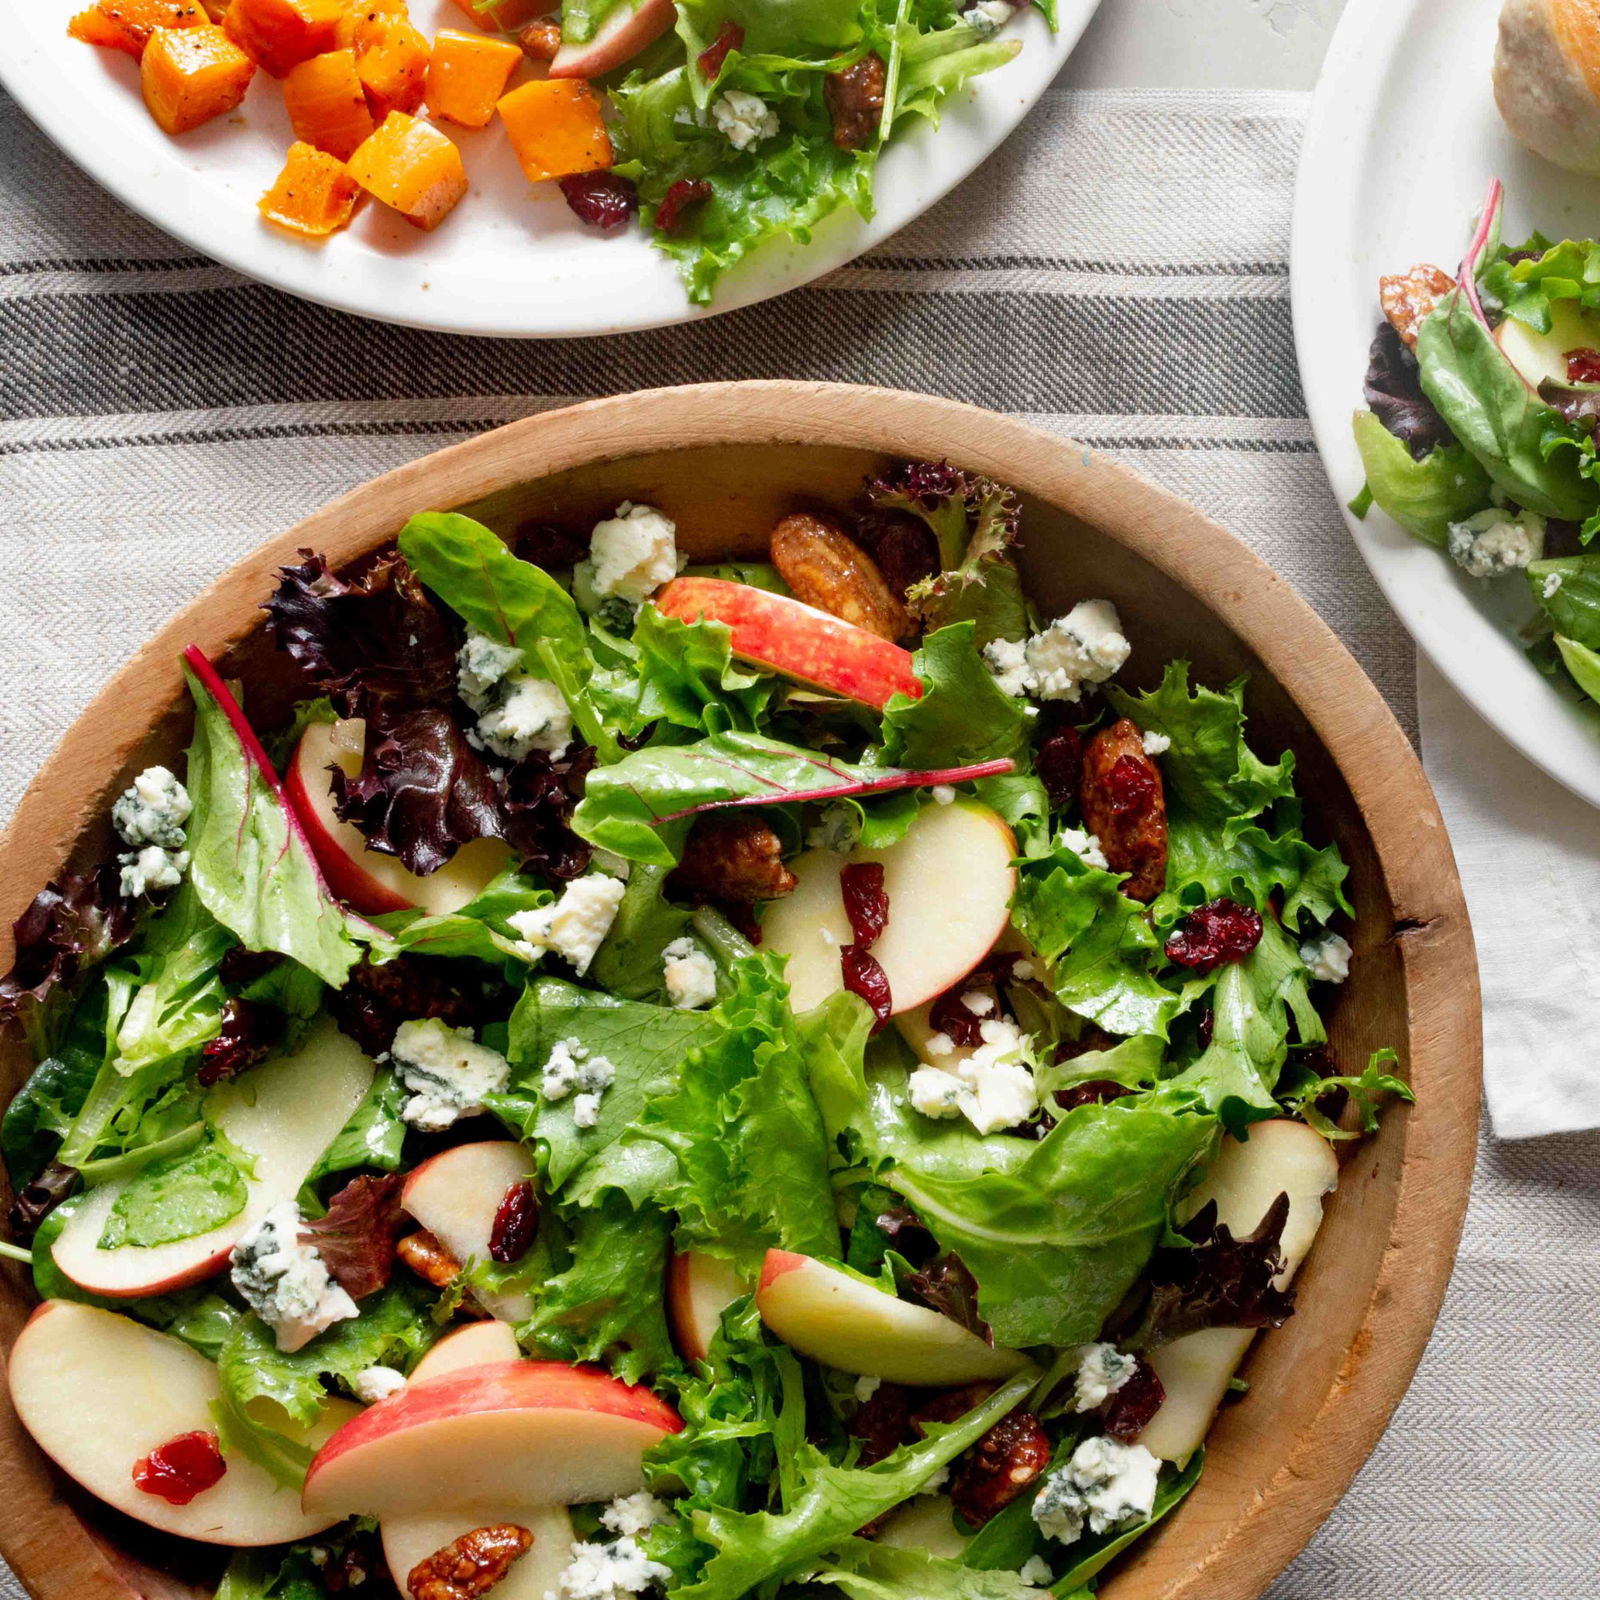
[1293,0,1600,806]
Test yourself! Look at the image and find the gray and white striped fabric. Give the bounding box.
[0,80,1594,1599]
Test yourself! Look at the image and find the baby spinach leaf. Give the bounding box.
[99,1131,248,1249]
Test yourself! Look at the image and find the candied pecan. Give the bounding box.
[769,512,911,642]
[825,53,886,150]
[1379,263,1454,349]
[397,1229,462,1289]
[407,1525,532,1600]
[1079,719,1167,902]
[489,1181,538,1264]
[848,1381,915,1466]
[948,1410,1052,1526]
[668,813,798,904]
[518,17,561,61]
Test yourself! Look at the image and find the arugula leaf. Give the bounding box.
[398,513,619,761]
[878,623,1028,769]
[99,1130,248,1249]
[1352,410,1491,547]
[183,653,369,988]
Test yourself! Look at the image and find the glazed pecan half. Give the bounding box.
[948,1410,1053,1526]
[1079,719,1167,903]
[1379,264,1455,349]
[669,813,798,904]
[769,512,911,641]
[825,53,886,150]
[396,1229,462,1289]
[407,1525,532,1600]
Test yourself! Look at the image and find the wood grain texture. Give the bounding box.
[0,383,1480,1600]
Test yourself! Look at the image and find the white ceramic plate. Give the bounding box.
[0,1,1096,339]
[1293,0,1600,806]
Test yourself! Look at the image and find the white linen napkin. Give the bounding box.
[1418,659,1600,1137]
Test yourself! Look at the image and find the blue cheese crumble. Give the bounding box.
[1058,827,1110,870]
[456,628,572,763]
[662,937,718,1009]
[351,1365,407,1404]
[1018,1555,1054,1588]
[907,1017,1039,1135]
[599,1492,670,1539]
[982,600,1130,702]
[391,1018,511,1132]
[587,503,682,604]
[1032,1436,1161,1544]
[1446,507,1546,578]
[230,1200,358,1353]
[541,1037,616,1129]
[119,844,190,899]
[509,875,626,975]
[711,90,779,150]
[112,765,192,898]
[1072,1343,1137,1411]
[805,802,861,855]
[1299,930,1352,984]
[557,1538,672,1600]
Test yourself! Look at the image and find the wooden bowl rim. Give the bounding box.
[0,381,1480,1600]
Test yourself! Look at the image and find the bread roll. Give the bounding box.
[1495,0,1600,174]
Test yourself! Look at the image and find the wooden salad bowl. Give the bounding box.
[0,383,1480,1600]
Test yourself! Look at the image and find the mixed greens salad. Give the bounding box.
[568,0,1055,300]
[1352,177,1600,712]
[0,459,1405,1600]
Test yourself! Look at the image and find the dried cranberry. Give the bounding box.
[559,172,639,231]
[720,899,763,946]
[133,1431,226,1505]
[848,1382,914,1465]
[654,178,712,236]
[928,987,986,1048]
[1052,1079,1135,1114]
[840,862,889,948]
[197,997,280,1086]
[697,18,743,79]
[489,1181,538,1264]
[1107,753,1158,817]
[1035,717,1084,811]
[1102,1358,1166,1441]
[1164,898,1264,974]
[841,945,892,1030]
[218,947,282,987]
[1568,348,1600,384]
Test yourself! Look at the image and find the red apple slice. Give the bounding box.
[761,799,1016,1015]
[286,718,511,917]
[755,1250,1027,1386]
[401,1143,537,1323]
[412,1320,521,1384]
[53,1017,375,1298]
[1495,298,1600,392]
[666,1251,750,1364]
[302,1361,682,1518]
[653,578,921,710]
[9,1301,357,1544]
[548,0,675,78]
[383,1503,575,1600]
[1136,1120,1338,1462]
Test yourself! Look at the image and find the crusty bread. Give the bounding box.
[1495,0,1600,174]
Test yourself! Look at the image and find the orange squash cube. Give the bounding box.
[347,111,468,230]
[334,0,404,51]
[140,24,256,133]
[355,15,429,118]
[222,0,344,77]
[68,0,205,59]
[497,79,611,183]
[446,0,544,30]
[259,141,362,236]
[425,30,521,129]
[282,49,374,158]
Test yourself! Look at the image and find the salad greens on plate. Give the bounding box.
[1351,176,1600,717]
[0,457,1404,1600]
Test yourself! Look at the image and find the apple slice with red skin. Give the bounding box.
[52,1016,375,1298]
[412,1320,521,1384]
[756,1250,1027,1386]
[285,718,511,918]
[761,799,1016,1015]
[9,1301,357,1544]
[548,0,675,78]
[401,1142,537,1323]
[302,1361,683,1518]
[653,578,922,711]
[666,1251,751,1364]
[1136,1119,1338,1462]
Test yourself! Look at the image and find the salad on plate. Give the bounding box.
[0,459,1405,1600]
[1352,177,1600,715]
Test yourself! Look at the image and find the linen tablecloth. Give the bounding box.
[1,81,1595,1598]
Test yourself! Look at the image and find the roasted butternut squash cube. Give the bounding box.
[446,0,544,30]
[283,49,374,158]
[68,0,205,59]
[355,15,429,118]
[334,0,404,51]
[140,24,256,134]
[347,111,468,230]
[259,141,362,236]
[222,0,344,77]
[497,79,611,183]
[425,30,521,129]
